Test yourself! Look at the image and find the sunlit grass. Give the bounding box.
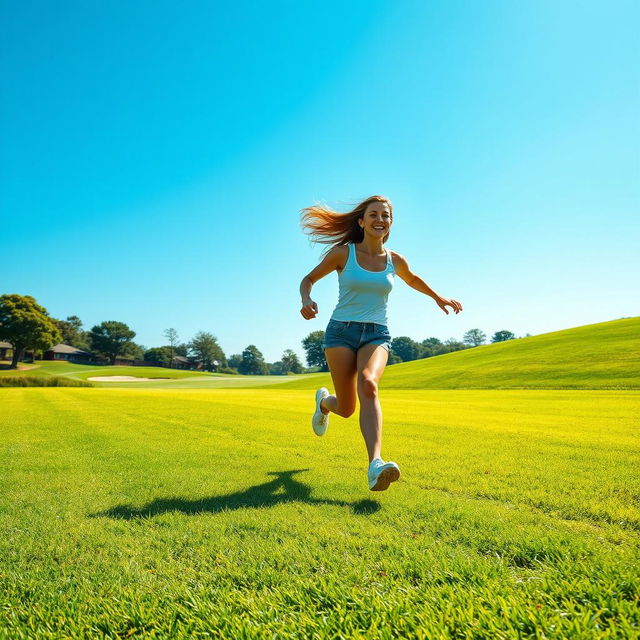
[1,387,638,638]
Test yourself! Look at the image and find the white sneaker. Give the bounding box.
[312,387,330,436]
[368,458,401,491]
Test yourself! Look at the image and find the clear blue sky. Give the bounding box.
[2,1,639,363]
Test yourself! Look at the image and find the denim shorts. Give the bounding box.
[322,319,392,353]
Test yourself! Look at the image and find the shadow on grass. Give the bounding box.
[91,469,380,519]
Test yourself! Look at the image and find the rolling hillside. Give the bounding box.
[271,317,640,390]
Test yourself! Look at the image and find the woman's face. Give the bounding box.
[359,201,392,238]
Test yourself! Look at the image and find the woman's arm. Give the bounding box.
[299,246,348,320]
[392,252,463,315]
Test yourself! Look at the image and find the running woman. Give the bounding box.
[299,195,463,491]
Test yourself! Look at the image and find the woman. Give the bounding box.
[299,195,462,491]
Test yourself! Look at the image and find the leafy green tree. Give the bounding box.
[302,331,327,371]
[122,342,146,361]
[144,346,173,366]
[444,338,466,352]
[189,331,226,371]
[390,336,421,362]
[0,294,62,368]
[228,353,242,370]
[54,315,90,350]
[88,321,136,365]
[491,330,516,343]
[420,337,442,358]
[238,345,269,375]
[175,343,188,357]
[463,329,486,347]
[163,328,179,368]
[280,349,303,374]
[269,361,284,375]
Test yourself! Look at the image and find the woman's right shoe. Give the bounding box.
[312,387,329,436]
[368,458,400,491]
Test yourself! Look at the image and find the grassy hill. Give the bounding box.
[271,317,640,390]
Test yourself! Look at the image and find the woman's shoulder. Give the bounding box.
[324,244,350,270]
[387,249,408,269]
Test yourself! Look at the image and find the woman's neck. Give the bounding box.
[358,236,385,256]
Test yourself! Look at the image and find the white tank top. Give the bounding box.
[330,243,395,325]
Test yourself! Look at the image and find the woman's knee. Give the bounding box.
[335,400,356,418]
[358,375,378,400]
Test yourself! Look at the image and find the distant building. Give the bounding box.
[44,343,96,364]
[0,341,12,361]
[172,355,196,370]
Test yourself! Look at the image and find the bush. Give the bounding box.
[0,376,94,387]
[217,366,238,375]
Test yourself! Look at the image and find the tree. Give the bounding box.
[444,338,466,352]
[302,331,327,371]
[491,330,516,343]
[463,329,486,347]
[88,321,136,365]
[280,349,303,374]
[54,315,90,350]
[228,353,242,370]
[238,345,269,375]
[0,294,62,368]
[145,346,173,366]
[175,343,188,357]
[122,342,146,361]
[390,336,421,362]
[420,337,442,358]
[269,361,284,375]
[163,328,179,368]
[189,331,226,371]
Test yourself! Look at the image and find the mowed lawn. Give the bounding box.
[1,388,638,638]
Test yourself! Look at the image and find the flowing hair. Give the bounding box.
[300,195,393,253]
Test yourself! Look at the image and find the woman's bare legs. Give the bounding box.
[322,347,357,418]
[356,344,389,463]
[322,344,389,463]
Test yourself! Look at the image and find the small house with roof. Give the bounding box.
[44,344,96,364]
[0,341,12,361]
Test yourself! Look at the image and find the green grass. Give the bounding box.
[273,317,640,391]
[1,387,638,638]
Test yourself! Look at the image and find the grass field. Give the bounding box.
[1,386,638,638]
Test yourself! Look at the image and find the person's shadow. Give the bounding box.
[91,469,380,519]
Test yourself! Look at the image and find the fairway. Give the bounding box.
[1,387,638,638]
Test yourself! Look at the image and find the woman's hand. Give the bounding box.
[436,297,463,315]
[300,299,319,319]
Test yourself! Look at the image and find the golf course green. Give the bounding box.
[1,318,638,638]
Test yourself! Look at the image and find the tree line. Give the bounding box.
[1,293,523,373]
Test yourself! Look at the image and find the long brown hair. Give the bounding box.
[300,195,393,253]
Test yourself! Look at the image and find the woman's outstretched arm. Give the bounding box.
[392,251,463,315]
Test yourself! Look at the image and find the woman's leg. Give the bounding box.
[356,344,389,462]
[322,347,357,418]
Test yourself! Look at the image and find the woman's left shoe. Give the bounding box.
[368,458,401,491]
[312,387,330,436]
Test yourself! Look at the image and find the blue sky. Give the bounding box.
[2,0,639,363]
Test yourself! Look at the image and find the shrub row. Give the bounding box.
[0,376,94,388]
